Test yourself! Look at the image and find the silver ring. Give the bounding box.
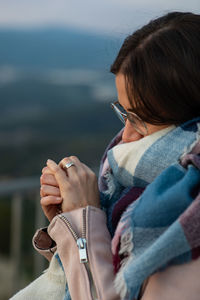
[64,162,75,169]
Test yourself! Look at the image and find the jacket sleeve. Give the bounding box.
[32,227,57,261]
[33,205,120,300]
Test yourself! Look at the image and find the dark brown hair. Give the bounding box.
[110,12,200,125]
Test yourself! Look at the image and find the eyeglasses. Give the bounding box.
[110,101,148,136]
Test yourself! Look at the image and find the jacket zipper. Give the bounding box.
[59,209,88,263]
[59,207,98,300]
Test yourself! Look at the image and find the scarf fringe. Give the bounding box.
[104,171,116,199]
[114,227,134,298]
[181,123,200,159]
[119,227,134,256]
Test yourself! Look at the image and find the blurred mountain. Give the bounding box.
[0,27,121,104]
[0,27,123,178]
[0,27,121,70]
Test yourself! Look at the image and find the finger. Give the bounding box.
[59,156,82,167]
[42,166,54,174]
[40,184,61,197]
[81,163,96,176]
[59,156,81,177]
[40,195,63,207]
[47,159,68,187]
[40,173,58,187]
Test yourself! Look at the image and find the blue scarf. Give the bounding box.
[99,117,200,299]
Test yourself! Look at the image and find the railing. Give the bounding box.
[0,176,46,298]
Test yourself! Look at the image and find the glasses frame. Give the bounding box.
[110,101,148,136]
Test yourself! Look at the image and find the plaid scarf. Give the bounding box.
[99,117,200,300]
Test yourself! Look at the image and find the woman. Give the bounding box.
[19,11,200,300]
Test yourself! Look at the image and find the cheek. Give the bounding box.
[122,121,144,143]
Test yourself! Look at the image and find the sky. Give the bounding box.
[0,0,199,36]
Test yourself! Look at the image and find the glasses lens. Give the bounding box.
[111,102,148,135]
[127,112,147,135]
[111,103,127,125]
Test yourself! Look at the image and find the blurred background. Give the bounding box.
[0,0,199,299]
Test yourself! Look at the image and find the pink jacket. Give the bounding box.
[33,206,120,300]
[33,206,200,300]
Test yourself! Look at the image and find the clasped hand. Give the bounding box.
[40,156,100,222]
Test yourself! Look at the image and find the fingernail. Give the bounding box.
[47,159,53,163]
[46,159,58,171]
[56,197,62,201]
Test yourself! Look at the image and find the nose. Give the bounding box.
[122,120,144,143]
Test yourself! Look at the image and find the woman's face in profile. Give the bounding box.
[115,73,169,143]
